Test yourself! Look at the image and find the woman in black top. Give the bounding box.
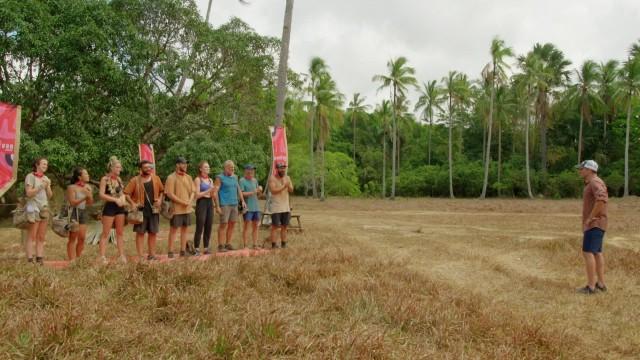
[98,156,128,264]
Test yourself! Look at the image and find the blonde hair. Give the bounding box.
[107,156,121,172]
[223,160,235,169]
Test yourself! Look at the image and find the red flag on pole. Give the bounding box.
[0,103,21,197]
[138,144,156,172]
[270,126,288,174]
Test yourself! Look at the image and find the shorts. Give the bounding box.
[103,202,126,217]
[70,208,88,225]
[271,212,291,227]
[26,206,50,222]
[243,211,261,222]
[170,213,191,228]
[134,214,160,234]
[583,228,605,253]
[220,205,238,224]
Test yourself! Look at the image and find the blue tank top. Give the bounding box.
[216,174,239,206]
[199,177,212,192]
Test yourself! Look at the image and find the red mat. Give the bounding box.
[43,248,273,269]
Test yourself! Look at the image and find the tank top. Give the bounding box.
[72,185,88,210]
[199,177,212,192]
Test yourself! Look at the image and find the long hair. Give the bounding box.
[70,167,85,185]
[32,157,47,172]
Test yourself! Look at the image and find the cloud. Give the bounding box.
[194,0,640,110]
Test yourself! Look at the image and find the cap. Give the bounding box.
[275,162,287,169]
[175,156,189,164]
[244,164,256,170]
[576,160,598,172]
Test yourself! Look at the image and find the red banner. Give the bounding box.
[138,144,156,172]
[0,103,21,197]
[270,126,288,174]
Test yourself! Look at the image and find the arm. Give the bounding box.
[67,186,86,207]
[24,176,39,198]
[213,177,222,214]
[286,176,294,193]
[587,200,606,224]
[85,185,94,206]
[194,178,206,199]
[123,179,138,208]
[237,180,246,206]
[268,177,286,195]
[165,176,189,206]
[44,178,53,199]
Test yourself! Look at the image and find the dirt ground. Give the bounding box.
[0,197,639,358]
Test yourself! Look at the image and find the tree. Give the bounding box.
[617,54,640,196]
[480,37,513,198]
[372,56,417,199]
[274,0,294,127]
[566,60,602,163]
[346,93,370,162]
[415,80,443,165]
[598,60,619,140]
[374,100,392,198]
[315,73,344,201]
[307,57,329,198]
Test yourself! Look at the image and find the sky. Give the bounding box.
[194,0,640,112]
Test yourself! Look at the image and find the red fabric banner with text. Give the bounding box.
[270,126,288,174]
[138,144,156,172]
[0,103,21,197]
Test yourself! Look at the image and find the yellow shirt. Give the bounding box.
[165,172,194,215]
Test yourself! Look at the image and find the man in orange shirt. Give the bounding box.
[576,160,608,295]
[165,157,195,258]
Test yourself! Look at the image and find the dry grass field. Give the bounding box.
[0,197,639,359]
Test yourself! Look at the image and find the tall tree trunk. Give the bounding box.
[539,109,548,173]
[482,115,487,168]
[578,110,584,164]
[352,113,356,162]
[480,72,495,199]
[525,105,533,199]
[310,103,317,198]
[382,130,387,198]
[391,86,397,200]
[448,97,454,198]
[497,114,502,197]
[320,141,326,201]
[428,112,433,165]
[624,100,631,197]
[274,0,294,127]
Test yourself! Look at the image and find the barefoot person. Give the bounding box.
[124,160,164,261]
[165,156,195,258]
[24,158,53,264]
[193,161,216,255]
[214,160,246,252]
[98,156,128,264]
[268,162,293,249]
[576,160,609,294]
[66,167,94,260]
[240,164,262,249]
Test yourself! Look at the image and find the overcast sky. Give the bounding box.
[194,0,640,111]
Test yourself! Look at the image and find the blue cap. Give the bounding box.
[244,164,256,170]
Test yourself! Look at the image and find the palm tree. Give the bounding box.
[513,71,535,198]
[274,0,294,127]
[373,57,418,200]
[526,43,571,173]
[375,100,392,198]
[315,73,344,201]
[598,60,619,140]
[566,60,602,163]
[347,93,370,162]
[415,80,443,165]
[480,37,513,198]
[308,57,329,198]
[617,55,640,196]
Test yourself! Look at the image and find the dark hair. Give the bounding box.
[139,160,152,169]
[70,167,86,185]
[32,158,47,172]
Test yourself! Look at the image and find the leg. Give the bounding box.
[35,220,47,259]
[25,222,38,260]
[582,252,597,289]
[76,225,87,257]
[203,203,213,251]
[280,225,288,246]
[67,232,78,260]
[148,233,157,257]
[226,221,235,245]
[595,253,606,286]
[168,226,177,254]
[251,220,259,247]
[218,223,227,246]
[270,225,279,247]
[114,214,126,259]
[135,232,145,258]
[194,201,205,251]
[99,216,115,258]
[242,219,249,248]
[180,226,188,252]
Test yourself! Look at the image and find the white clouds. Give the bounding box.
[194,0,640,108]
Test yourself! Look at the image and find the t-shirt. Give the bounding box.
[269,175,290,214]
[582,175,608,232]
[165,172,194,215]
[239,177,259,212]
[25,173,49,211]
[217,174,239,206]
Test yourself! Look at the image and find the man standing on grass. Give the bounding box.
[576,160,608,295]
[165,156,195,258]
[215,160,246,252]
[268,162,293,249]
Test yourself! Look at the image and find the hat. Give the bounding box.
[275,162,287,169]
[175,156,189,164]
[576,160,598,172]
[244,164,256,170]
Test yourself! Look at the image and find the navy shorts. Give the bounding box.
[583,228,605,253]
[243,211,260,222]
[271,212,291,227]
